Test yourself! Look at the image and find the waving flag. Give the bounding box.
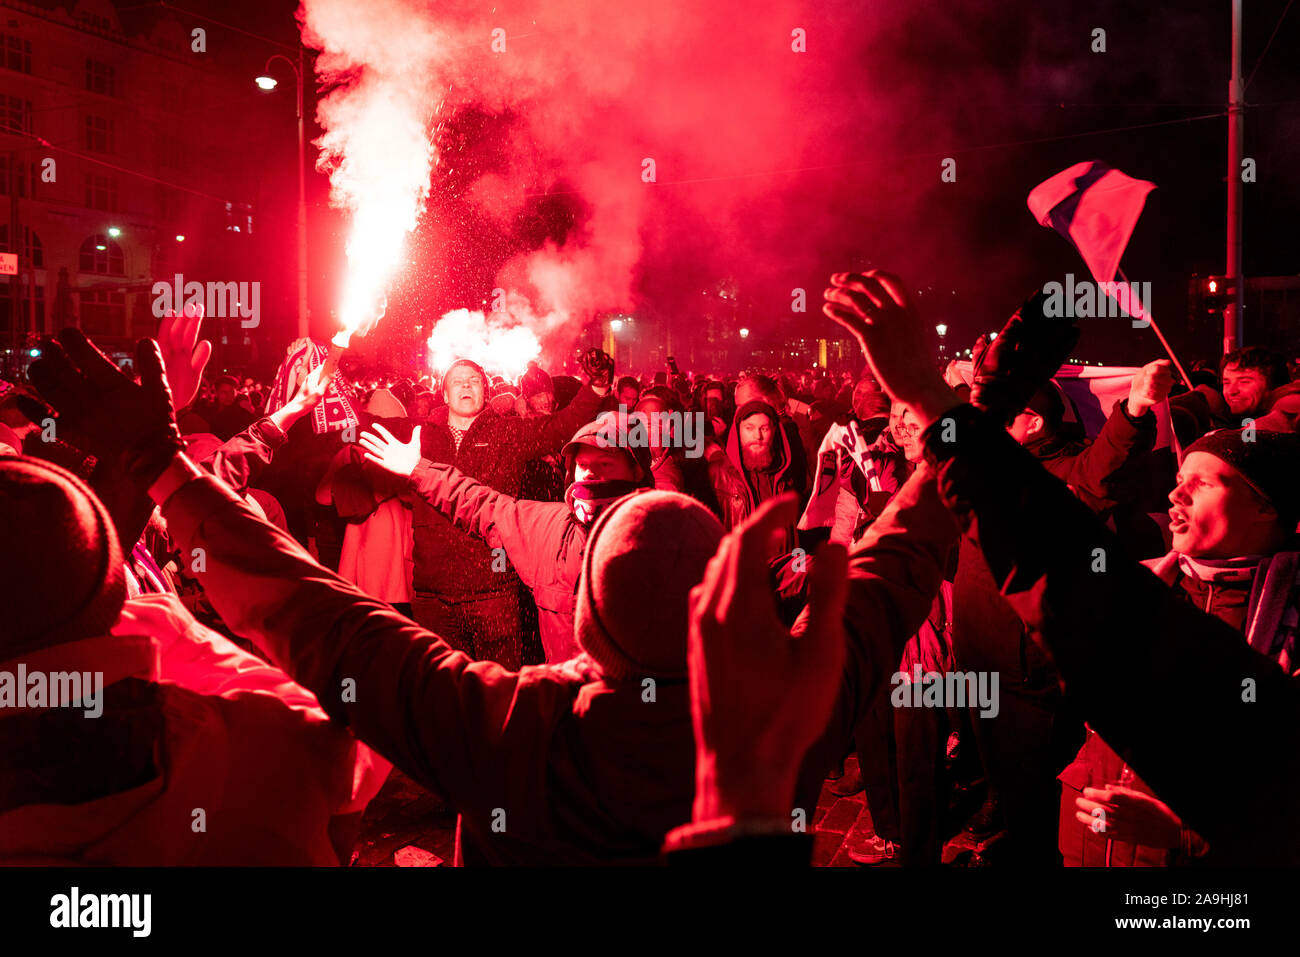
[1027,161,1155,288]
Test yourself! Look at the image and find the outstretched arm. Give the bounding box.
[359,424,567,587]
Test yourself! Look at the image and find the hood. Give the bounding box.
[725,400,792,486]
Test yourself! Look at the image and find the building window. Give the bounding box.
[225,201,253,235]
[85,115,114,153]
[158,137,183,169]
[85,59,116,96]
[0,155,31,196]
[84,173,118,211]
[79,290,125,336]
[0,34,32,74]
[77,13,117,34]
[80,234,124,276]
[4,96,32,133]
[0,225,43,268]
[0,280,45,333]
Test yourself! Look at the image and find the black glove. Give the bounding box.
[578,347,615,389]
[30,330,186,524]
[969,289,1080,426]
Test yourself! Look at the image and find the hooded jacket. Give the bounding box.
[402,416,653,663]
[710,400,802,543]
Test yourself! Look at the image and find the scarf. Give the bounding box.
[266,338,360,435]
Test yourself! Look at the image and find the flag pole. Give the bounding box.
[1117,267,1192,386]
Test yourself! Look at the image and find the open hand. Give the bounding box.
[688,493,848,822]
[358,424,423,477]
[157,303,212,411]
[1075,784,1183,848]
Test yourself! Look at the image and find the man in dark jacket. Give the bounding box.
[358,411,654,663]
[823,267,1300,866]
[1058,427,1300,866]
[410,353,611,668]
[947,360,1170,864]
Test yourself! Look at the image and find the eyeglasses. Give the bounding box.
[892,421,922,437]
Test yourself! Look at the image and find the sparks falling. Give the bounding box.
[299,0,439,346]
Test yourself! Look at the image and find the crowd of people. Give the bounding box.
[1,274,1297,867]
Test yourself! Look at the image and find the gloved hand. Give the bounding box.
[578,347,615,390]
[968,289,1080,426]
[30,329,186,491]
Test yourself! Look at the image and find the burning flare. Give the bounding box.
[299,0,438,346]
[427,308,542,380]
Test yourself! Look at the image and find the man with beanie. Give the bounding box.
[948,341,1172,863]
[518,361,556,416]
[1058,427,1300,865]
[823,267,1300,865]
[357,411,654,663]
[0,453,386,865]
[410,351,611,669]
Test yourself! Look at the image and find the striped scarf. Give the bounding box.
[265,338,360,435]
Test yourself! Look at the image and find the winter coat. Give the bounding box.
[410,387,602,601]
[0,593,387,865]
[1058,548,1300,866]
[931,403,1300,865]
[408,460,586,663]
[951,399,1157,689]
[709,402,803,543]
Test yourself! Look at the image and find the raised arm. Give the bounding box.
[358,424,569,587]
[29,327,566,816]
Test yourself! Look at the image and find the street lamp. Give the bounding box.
[739,327,749,339]
[256,51,309,340]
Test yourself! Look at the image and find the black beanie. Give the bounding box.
[0,455,126,657]
[1184,429,1300,529]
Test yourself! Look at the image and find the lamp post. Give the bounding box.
[256,51,309,340]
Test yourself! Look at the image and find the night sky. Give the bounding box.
[157,0,1300,368]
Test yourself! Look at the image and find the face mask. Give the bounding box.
[565,478,641,525]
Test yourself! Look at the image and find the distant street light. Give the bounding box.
[739,327,749,339]
[175,235,186,242]
[107,226,121,238]
[935,323,947,337]
[610,319,624,332]
[254,75,278,91]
